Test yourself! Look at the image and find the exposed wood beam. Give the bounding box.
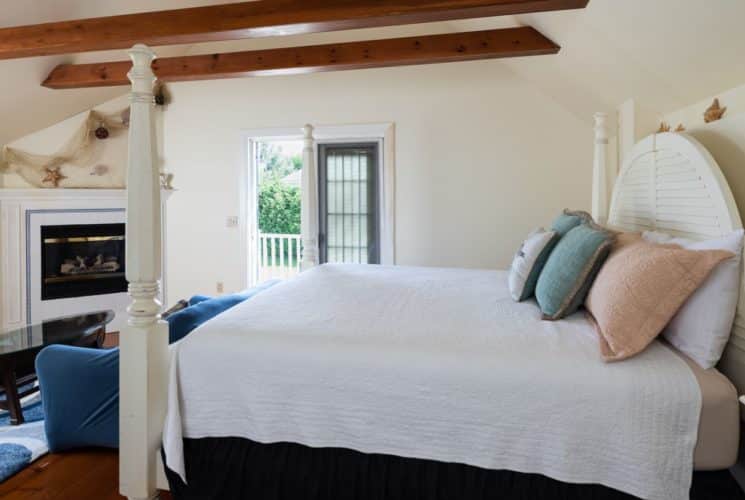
[4,0,587,60]
[43,27,559,89]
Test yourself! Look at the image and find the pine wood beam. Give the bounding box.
[43,27,559,89]
[4,0,587,60]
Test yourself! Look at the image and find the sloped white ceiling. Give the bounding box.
[0,0,247,146]
[505,0,745,129]
[1,0,744,146]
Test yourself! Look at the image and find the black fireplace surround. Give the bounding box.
[40,223,127,300]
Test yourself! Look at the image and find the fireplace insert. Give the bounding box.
[40,223,127,300]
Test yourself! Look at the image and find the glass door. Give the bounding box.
[318,143,380,264]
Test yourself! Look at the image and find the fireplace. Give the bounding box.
[40,223,127,300]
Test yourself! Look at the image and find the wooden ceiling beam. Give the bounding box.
[3,0,587,60]
[42,27,560,89]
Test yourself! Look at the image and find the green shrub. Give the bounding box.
[258,178,301,235]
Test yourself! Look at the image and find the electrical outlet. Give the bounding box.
[226,216,239,228]
[216,282,224,293]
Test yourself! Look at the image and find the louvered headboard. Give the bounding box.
[608,132,745,396]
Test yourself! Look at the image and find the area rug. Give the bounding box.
[0,398,48,482]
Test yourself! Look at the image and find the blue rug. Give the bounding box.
[0,399,48,483]
[0,400,44,426]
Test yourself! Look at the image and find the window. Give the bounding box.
[318,143,380,264]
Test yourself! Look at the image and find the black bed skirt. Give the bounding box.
[163,437,743,500]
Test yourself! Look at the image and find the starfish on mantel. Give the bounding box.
[42,167,67,187]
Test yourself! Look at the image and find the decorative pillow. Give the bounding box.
[551,209,593,237]
[585,238,733,362]
[508,228,558,301]
[535,223,614,320]
[642,229,744,368]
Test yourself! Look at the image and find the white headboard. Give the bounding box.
[609,132,742,237]
[607,131,745,396]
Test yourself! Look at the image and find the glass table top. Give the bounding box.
[0,310,114,358]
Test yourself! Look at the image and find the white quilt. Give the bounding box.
[163,264,701,500]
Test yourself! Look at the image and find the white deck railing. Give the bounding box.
[258,233,302,281]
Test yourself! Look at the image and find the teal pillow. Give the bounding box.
[535,223,614,320]
[551,209,593,237]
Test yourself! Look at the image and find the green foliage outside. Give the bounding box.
[257,142,302,266]
[257,142,303,183]
[258,179,301,235]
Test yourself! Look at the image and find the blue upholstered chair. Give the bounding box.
[35,281,278,452]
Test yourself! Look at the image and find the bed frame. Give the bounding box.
[118,47,745,499]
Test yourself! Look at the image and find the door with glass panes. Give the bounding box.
[318,143,380,264]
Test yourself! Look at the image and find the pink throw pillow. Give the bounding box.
[585,238,732,361]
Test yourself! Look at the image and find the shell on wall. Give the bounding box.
[704,98,727,123]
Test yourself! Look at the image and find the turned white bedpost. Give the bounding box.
[592,112,610,225]
[300,124,319,270]
[120,44,169,500]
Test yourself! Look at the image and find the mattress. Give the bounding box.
[164,264,702,500]
[672,346,740,470]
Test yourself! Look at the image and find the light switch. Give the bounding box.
[226,216,239,227]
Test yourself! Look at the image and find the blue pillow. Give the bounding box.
[535,223,613,320]
[36,345,120,451]
[167,280,279,343]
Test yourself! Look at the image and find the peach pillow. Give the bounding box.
[585,237,732,361]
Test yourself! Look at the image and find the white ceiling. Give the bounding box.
[1,0,744,145]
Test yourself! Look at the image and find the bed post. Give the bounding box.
[592,112,610,224]
[119,44,170,500]
[301,124,319,270]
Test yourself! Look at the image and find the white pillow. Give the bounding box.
[642,229,744,369]
[508,228,557,302]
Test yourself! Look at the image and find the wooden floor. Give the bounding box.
[0,449,171,500]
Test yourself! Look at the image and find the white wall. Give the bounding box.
[664,83,745,132]
[162,60,592,300]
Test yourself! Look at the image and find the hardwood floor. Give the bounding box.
[0,449,172,499]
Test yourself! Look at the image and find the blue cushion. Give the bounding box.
[36,346,119,451]
[535,224,613,320]
[167,280,279,343]
[36,280,279,452]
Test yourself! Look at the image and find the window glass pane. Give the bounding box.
[320,144,379,265]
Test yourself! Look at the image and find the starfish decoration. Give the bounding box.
[704,98,727,123]
[42,167,66,187]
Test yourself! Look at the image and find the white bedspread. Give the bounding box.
[163,264,701,500]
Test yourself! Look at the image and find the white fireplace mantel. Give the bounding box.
[0,188,172,332]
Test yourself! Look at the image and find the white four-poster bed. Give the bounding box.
[119,45,745,500]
